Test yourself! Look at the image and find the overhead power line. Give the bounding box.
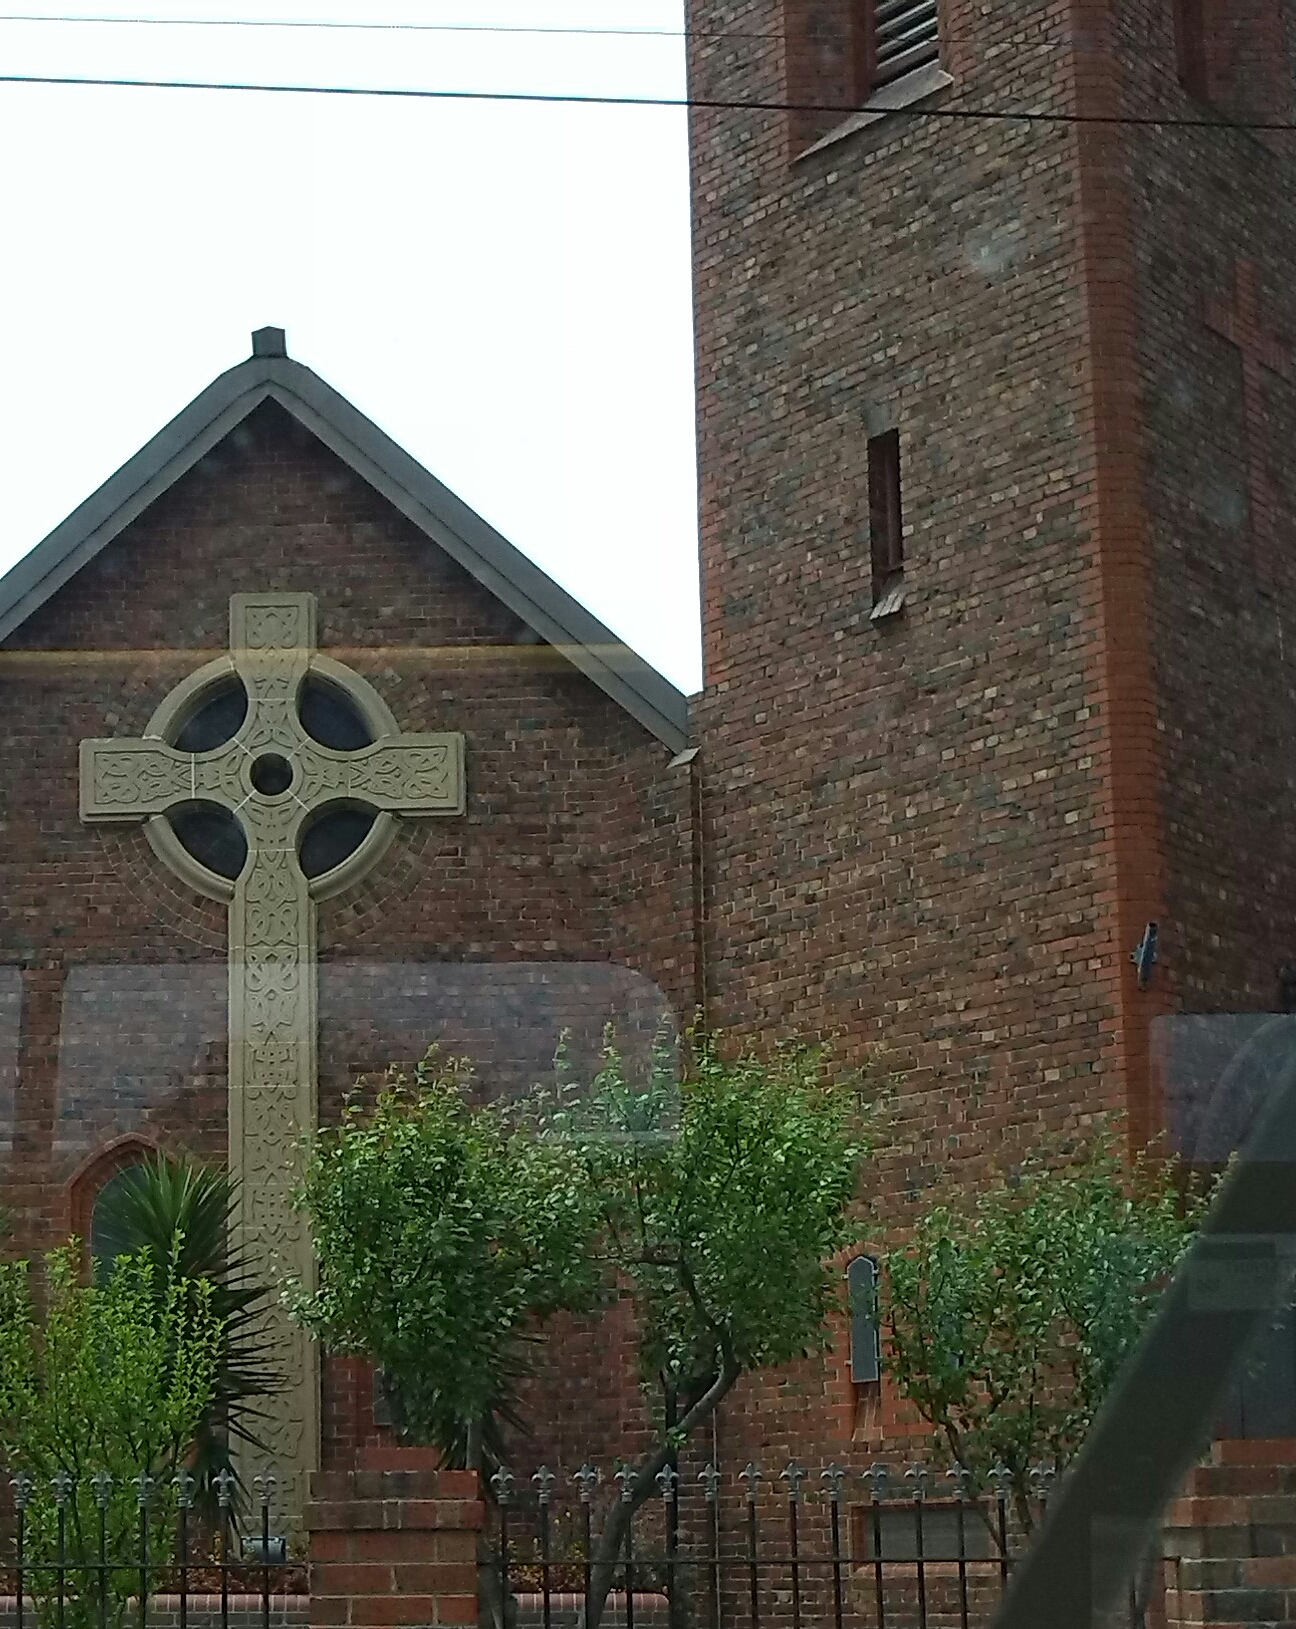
[0,9,1238,132]
[1,67,1293,133]
[0,10,1201,50]
[0,11,1236,119]
[0,10,695,37]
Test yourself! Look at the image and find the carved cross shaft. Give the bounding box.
[80,594,465,1520]
[1206,257,1294,582]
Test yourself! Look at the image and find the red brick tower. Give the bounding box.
[688,0,1296,1460]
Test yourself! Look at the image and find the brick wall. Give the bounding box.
[689,0,1119,1215]
[685,0,1296,1470]
[306,1465,482,1629]
[1112,2,1296,1028]
[4,0,1295,1528]
[0,399,689,1467]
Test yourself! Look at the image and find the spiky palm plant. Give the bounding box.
[92,1154,281,1523]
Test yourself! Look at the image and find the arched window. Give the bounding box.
[67,1137,158,1280]
[88,1164,146,1282]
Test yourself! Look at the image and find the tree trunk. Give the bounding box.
[584,1365,740,1629]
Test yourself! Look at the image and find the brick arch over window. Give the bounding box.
[66,1133,162,1252]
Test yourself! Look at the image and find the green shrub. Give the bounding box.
[0,1242,223,1629]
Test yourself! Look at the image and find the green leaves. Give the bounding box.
[294,1036,875,1629]
[293,1039,875,1485]
[882,1135,1212,1526]
[0,1243,223,1476]
[0,1242,224,1629]
[563,1039,871,1401]
[90,1154,282,1508]
[292,1055,607,1475]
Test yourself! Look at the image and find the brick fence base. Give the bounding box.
[307,1465,484,1629]
[1163,1439,1296,1629]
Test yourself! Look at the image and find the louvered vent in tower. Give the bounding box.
[872,0,939,87]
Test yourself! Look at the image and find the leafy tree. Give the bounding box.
[293,1038,875,1629]
[0,1242,224,1629]
[882,1136,1211,1535]
[543,1039,872,1627]
[291,1054,607,1478]
[91,1154,282,1519]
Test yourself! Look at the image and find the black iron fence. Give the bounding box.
[484,1462,1151,1629]
[1,1471,301,1629]
[0,1460,1158,1629]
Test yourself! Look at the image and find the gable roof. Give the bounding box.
[0,329,690,753]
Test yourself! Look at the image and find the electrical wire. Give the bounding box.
[0,67,1292,132]
[0,8,1250,142]
[0,10,1040,44]
[0,9,1220,52]
[0,10,693,36]
[0,11,709,37]
[0,9,1246,124]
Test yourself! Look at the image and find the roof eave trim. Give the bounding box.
[0,368,273,645]
[0,352,691,754]
[257,361,689,752]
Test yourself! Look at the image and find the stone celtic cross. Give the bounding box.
[80,593,465,1519]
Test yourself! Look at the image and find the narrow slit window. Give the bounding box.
[868,429,906,618]
[848,1254,882,1383]
[855,0,940,99]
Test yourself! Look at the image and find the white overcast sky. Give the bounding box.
[0,2,702,693]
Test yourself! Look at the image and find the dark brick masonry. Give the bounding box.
[3,3,1296,1607]
[684,0,1296,1472]
[0,401,693,1469]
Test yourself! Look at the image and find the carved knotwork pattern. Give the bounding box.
[83,740,248,819]
[88,744,191,811]
[242,601,309,654]
[78,592,465,1524]
[358,743,460,807]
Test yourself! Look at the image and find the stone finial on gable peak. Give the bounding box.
[251,326,288,358]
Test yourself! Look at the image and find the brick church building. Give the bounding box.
[0,0,1294,1554]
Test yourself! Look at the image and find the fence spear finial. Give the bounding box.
[780,1461,807,1502]
[698,1463,722,1503]
[532,1467,556,1506]
[821,1463,848,1502]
